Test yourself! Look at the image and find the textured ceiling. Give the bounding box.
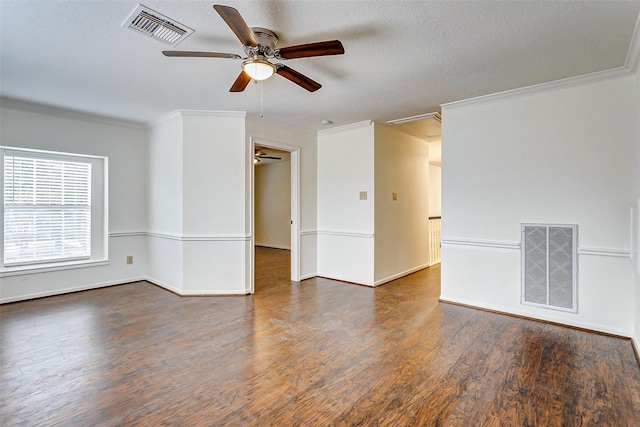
[1,1,639,130]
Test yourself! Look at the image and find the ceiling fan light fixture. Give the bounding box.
[242,58,275,81]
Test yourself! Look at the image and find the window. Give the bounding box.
[522,223,577,312]
[1,147,107,270]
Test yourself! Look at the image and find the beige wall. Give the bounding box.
[255,160,291,249]
[374,122,430,284]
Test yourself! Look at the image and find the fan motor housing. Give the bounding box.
[246,27,279,57]
[252,27,278,48]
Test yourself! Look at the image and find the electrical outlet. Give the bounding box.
[359,191,367,200]
[126,256,133,265]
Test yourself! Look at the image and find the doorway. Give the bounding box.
[250,138,300,293]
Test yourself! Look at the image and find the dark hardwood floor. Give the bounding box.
[1,247,639,426]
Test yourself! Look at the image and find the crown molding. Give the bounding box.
[147,110,183,128]
[147,109,247,128]
[387,111,440,125]
[0,97,146,130]
[442,13,640,112]
[441,67,631,112]
[317,120,373,136]
[625,13,640,73]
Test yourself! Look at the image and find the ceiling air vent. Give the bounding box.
[122,4,194,46]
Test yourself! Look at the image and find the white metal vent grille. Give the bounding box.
[122,4,194,46]
[522,224,577,312]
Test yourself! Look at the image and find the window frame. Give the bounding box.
[1,146,108,275]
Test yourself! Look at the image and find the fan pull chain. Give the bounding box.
[260,80,264,119]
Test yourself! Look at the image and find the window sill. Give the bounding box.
[0,259,110,277]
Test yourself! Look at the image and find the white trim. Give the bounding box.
[317,120,372,136]
[144,277,249,296]
[577,247,631,258]
[300,229,317,236]
[0,97,145,129]
[1,145,104,161]
[148,110,182,127]
[441,237,630,259]
[146,231,251,242]
[441,67,630,111]
[0,259,110,277]
[624,13,640,73]
[318,274,372,287]
[255,243,291,250]
[109,231,146,238]
[441,238,520,249]
[0,275,135,304]
[387,111,440,125]
[374,263,430,286]
[439,295,632,338]
[317,230,375,238]
[110,231,251,241]
[147,109,246,128]
[299,273,317,280]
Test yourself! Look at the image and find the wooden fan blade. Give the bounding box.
[276,40,344,59]
[276,65,321,92]
[230,71,252,92]
[213,4,258,47]
[163,51,241,59]
[259,156,282,160]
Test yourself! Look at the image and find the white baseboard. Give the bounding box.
[255,243,291,250]
[0,277,146,304]
[439,295,632,338]
[317,273,373,287]
[143,277,249,296]
[374,263,430,286]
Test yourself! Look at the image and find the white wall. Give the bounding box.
[0,104,148,302]
[429,164,442,218]
[146,113,184,291]
[374,122,430,285]
[146,111,250,295]
[441,74,637,336]
[317,121,375,285]
[255,160,291,249]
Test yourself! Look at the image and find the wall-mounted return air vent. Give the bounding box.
[122,4,194,46]
[522,224,578,313]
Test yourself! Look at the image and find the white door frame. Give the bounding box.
[250,137,301,293]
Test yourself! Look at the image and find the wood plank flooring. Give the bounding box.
[1,247,639,426]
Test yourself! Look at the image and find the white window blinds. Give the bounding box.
[3,150,92,266]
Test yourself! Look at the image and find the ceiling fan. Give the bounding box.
[254,149,282,164]
[162,4,345,92]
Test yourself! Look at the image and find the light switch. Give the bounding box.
[359,191,367,200]
[392,192,398,201]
